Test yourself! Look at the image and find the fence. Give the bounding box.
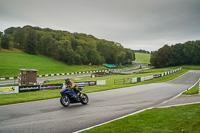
[132,68,182,84]
[0,80,106,94]
[0,69,109,80]
[113,68,182,85]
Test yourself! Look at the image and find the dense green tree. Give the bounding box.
[58,39,74,64]
[1,34,10,49]
[150,45,170,68]
[70,36,78,50]
[134,49,150,54]
[168,44,185,66]
[4,27,16,34]
[195,40,200,64]
[97,40,120,64]
[51,41,61,60]
[38,33,54,56]
[183,41,200,65]
[75,46,87,64]
[150,40,200,67]
[1,25,136,65]
[125,49,135,64]
[0,31,2,49]
[87,49,102,65]
[0,31,3,38]
[25,28,37,54]
[13,28,25,49]
[116,51,126,65]
[150,51,158,67]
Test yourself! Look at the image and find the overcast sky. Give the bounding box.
[0,0,200,51]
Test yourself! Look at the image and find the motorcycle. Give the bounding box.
[60,87,89,107]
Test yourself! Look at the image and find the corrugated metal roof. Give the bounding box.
[103,64,117,68]
[20,69,38,71]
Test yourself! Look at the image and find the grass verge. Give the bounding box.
[135,52,150,64]
[0,89,60,106]
[82,103,200,133]
[0,50,106,77]
[183,81,199,95]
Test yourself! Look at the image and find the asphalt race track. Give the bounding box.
[0,70,199,133]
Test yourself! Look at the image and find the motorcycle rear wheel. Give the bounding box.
[60,95,70,107]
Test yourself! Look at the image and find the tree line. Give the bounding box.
[150,40,200,68]
[0,25,135,65]
[134,49,150,54]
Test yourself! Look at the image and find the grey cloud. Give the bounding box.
[0,0,200,51]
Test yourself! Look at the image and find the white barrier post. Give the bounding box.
[132,78,137,83]
[97,80,106,85]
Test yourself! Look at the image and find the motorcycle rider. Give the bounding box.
[65,78,80,99]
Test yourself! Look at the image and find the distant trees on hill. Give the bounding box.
[1,34,10,49]
[0,25,135,65]
[134,49,150,54]
[150,40,200,67]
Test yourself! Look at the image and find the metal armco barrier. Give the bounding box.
[145,75,154,81]
[96,80,106,85]
[132,67,182,84]
[153,74,160,78]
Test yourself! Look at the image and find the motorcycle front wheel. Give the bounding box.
[60,95,70,107]
[80,93,89,105]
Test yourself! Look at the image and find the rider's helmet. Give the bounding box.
[65,78,70,84]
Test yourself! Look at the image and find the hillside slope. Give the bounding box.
[0,49,106,77]
[135,52,150,64]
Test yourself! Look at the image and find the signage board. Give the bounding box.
[40,84,63,90]
[19,85,40,92]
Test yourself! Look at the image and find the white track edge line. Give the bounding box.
[157,101,200,108]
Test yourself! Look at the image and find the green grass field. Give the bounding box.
[82,103,200,133]
[135,52,150,64]
[0,49,106,77]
